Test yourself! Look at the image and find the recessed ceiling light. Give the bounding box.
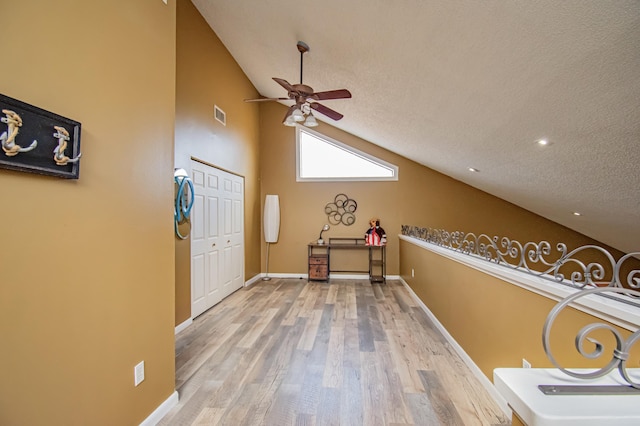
[573,212,582,216]
[537,139,549,146]
[468,167,479,172]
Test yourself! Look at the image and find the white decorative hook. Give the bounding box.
[0,109,37,156]
[53,125,81,165]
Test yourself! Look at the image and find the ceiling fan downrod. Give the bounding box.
[297,41,309,84]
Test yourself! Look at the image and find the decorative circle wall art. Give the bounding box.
[325,193,357,226]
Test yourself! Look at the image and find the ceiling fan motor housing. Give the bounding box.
[293,84,314,97]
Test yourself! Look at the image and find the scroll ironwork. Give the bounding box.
[542,287,640,389]
[400,225,640,307]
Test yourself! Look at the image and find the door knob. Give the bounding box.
[212,243,216,247]
[227,240,231,243]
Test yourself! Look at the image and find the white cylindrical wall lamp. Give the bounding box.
[263,194,280,280]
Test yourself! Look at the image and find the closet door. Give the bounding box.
[190,160,244,318]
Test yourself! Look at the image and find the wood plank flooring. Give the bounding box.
[159,279,510,426]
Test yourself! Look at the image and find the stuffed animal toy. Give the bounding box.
[365,218,386,246]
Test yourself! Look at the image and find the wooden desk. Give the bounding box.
[308,237,386,282]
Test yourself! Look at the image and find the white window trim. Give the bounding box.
[295,125,399,182]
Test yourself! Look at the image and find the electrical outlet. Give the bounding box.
[522,358,531,369]
[134,361,145,386]
[411,268,415,278]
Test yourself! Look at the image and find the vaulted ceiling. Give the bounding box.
[192,0,640,255]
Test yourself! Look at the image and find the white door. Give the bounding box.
[190,160,244,318]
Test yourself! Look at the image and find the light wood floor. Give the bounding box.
[159,279,510,426]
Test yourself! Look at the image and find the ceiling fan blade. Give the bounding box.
[273,77,296,93]
[244,97,289,102]
[309,102,344,121]
[311,89,352,101]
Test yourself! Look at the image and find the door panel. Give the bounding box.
[208,174,218,189]
[208,197,219,238]
[192,194,205,240]
[207,251,219,302]
[191,254,206,315]
[221,246,234,298]
[233,199,242,233]
[223,198,232,236]
[232,243,243,284]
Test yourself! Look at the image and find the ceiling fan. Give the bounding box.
[244,41,352,126]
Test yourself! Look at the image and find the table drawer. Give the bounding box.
[309,255,328,265]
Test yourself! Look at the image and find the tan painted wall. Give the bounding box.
[400,240,639,380]
[174,0,261,325]
[0,2,176,425]
[259,101,619,276]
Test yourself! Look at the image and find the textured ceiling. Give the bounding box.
[192,0,640,255]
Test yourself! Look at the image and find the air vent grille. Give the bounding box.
[214,105,226,126]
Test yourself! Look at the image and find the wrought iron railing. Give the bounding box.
[400,225,640,308]
[401,225,640,392]
[541,287,640,393]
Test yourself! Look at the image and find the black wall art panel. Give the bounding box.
[0,93,81,179]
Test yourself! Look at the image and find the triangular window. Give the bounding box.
[296,126,398,181]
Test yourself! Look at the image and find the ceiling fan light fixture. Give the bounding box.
[304,113,318,127]
[283,114,297,126]
[292,108,305,122]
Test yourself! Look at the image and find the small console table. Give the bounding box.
[308,237,386,282]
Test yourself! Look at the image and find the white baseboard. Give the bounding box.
[331,274,401,280]
[328,273,368,279]
[244,273,264,287]
[398,277,511,417]
[175,318,192,335]
[249,273,401,282]
[258,273,308,280]
[139,390,178,426]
